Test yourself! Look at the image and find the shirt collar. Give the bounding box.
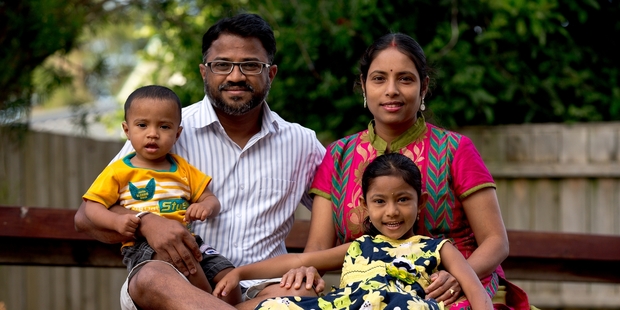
[368,115,427,155]
[193,96,280,134]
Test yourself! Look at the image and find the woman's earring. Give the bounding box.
[420,98,426,111]
[363,95,367,108]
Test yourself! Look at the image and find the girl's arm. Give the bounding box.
[213,243,350,297]
[279,196,338,291]
[440,242,493,310]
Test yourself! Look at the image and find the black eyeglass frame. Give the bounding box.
[204,61,272,75]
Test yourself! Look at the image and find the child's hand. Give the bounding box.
[184,202,215,222]
[213,269,241,298]
[115,214,140,238]
[281,266,326,293]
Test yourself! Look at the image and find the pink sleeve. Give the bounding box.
[309,147,335,200]
[451,135,495,199]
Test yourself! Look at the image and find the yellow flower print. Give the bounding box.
[348,240,363,258]
[317,298,334,310]
[414,265,432,286]
[359,279,387,291]
[257,297,304,310]
[362,290,387,309]
[386,264,416,285]
[382,241,425,258]
[333,293,354,309]
[407,298,441,310]
[352,252,370,266]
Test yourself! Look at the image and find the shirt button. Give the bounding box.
[240,184,244,190]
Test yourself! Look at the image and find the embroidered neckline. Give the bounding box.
[367,116,427,155]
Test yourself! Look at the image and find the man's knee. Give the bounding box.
[128,261,182,300]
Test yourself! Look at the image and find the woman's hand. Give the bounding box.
[280,266,325,293]
[425,270,462,305]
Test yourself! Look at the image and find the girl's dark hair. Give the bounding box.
[361,153,423,236]
[202,13,276,63]
[124,85,182,122]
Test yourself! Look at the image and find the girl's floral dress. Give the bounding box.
[256,234,448,310]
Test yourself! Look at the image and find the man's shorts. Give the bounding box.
[121,236,234,285]
[241,278,282,301]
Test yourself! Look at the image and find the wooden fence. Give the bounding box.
[1,123,619,309]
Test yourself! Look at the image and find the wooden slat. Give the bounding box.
[0,205,123,267]
[2,205,620,283]
[285,217,310,252]
[0,205,90,240]
[507,230,620,261]
[504,230,620,282]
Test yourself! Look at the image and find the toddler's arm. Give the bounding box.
[83,200,140,238]
[440,242,493,310]
[184,188,220,223]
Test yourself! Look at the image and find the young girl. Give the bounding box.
[214,153,492,310]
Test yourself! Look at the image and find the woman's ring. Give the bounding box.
[449,289,455,295]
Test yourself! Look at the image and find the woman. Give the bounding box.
[294,33,531,309]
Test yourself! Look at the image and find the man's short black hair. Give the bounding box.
[201,13,276,63]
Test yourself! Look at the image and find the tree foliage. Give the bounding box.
[2,0,619,142]
[0,0,140,123]
[139,0,620,142]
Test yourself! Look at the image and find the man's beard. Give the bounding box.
[205,80,270,116]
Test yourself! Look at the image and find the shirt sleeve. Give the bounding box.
[451,135,496,200]
[309,145,336,200]
[82,163,122,208]
[175,154,211,203]
[299,138,327,210]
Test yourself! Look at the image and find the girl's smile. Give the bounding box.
[361,174,419,240]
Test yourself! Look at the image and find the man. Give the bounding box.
[74,13,325,310]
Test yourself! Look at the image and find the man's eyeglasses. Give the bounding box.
[205,61,271,75]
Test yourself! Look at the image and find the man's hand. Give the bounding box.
[139,213,203,277]
[425,270,462,305]
[280,266,325,293]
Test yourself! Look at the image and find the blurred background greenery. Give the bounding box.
[1,0,619,143]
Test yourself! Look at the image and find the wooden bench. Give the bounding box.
[1,205,620,283]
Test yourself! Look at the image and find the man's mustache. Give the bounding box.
[219,82,254,92]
